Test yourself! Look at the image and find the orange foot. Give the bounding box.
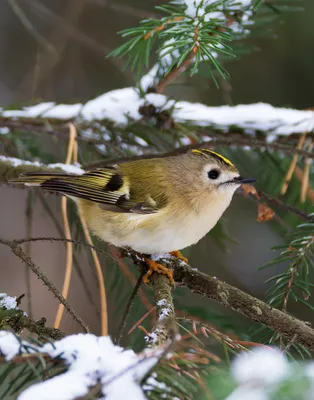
[169,250,188,264]
[143,258,174,286]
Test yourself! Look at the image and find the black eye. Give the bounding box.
[208,169,220,180]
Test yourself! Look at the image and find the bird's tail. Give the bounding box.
[9,172,75,187]
[9,169,123,205]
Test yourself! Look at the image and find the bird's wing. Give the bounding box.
[10,169,159,214]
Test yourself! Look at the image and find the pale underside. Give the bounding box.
[78,191,235,254]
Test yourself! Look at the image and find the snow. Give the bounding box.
[0,293,18,310]
[157,299,167,307]
[142,376,171,393]
[0,155,43,168]
[231,347,289,386]
[1,2,310,140]
[17,333,159,400]
[227,347,290,400]
[0,331,38,361]
[180,0,253,18]
[140,65,159,92]
[81,88,143,124]
[172,101,314,135]
[151,253,173,261]
[47,163,84,175]
[0,156,84,175]
[0,127,9,135]
[156,299,171,320]
[2,102,81,120]
[2,89,313,138]
[159,308,171,320]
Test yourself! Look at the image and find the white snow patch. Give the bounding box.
[142,376,170,392]
[159,308,171,320]
[140,65,159,91]
[18,334,159,400]
[151,253,172,261]
[226,387,268,400]
[231,347,289,386]
[2,88,314,137]
[0,127,9,135]
[47,163,84,175]
[157,299,167,307]
[2,102,81,120]
[0,293,18,310]
[226,347,290,400]
[172,101,314,135]
[0,156,84,175]
[0,331,38,361]
[81,88,143,124]
[0,155,43,168]
[3,102,55,118]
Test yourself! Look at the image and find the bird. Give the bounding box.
[10,149,256,284]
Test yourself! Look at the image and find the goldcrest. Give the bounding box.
[10,149,256,255]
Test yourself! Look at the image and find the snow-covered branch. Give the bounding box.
[0,331,160,400]
[0,294,64,341]
[1,88,314,139]
[0,155,83,184]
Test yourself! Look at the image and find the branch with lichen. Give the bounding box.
[0,307,64,341]
[126,251,314,352]
[146,273,177,347]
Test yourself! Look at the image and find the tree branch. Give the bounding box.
[126,252,314,351]
[174,262,314,351]
[146,273,177,347]
[84,137,314,169]
[0,308,64,341]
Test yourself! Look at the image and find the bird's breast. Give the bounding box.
[81,195,232,254]
[120,196,232,253]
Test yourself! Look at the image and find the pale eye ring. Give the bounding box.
[208,169,220,180]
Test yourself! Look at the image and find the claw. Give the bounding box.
[143,258,174,286]
[169,250,188,264]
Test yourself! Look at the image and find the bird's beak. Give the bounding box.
[233,176,257,184]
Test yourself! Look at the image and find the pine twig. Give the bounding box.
[241,186,314,223]
[155,52,195,94]
[0,238,89,333]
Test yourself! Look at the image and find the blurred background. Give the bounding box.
[0,0,313,344]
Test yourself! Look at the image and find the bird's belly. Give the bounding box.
[116,208,223,254]
[84,198,231,254]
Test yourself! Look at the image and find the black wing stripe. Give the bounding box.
[40,185,121,204]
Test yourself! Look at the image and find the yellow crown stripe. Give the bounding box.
[192,149,234,167]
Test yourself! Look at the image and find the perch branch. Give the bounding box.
[126,252,314,351]
[146,273,177,347]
